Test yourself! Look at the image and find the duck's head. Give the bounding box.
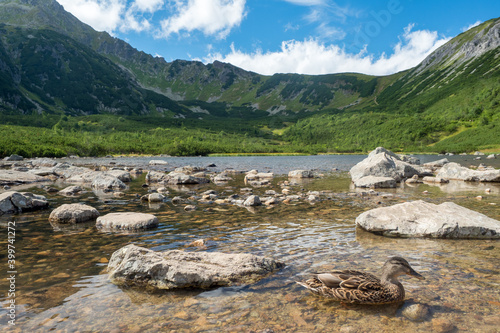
[381,256,425,281]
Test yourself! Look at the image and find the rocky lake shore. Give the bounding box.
[0,149,499,332]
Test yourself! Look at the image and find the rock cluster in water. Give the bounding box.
[1,151,499,296]
[350,147,500,188]
[350,147,500,239]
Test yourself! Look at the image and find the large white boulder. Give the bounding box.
[356,200,500,238]
[107,244,284,290]
[349,147,426,187]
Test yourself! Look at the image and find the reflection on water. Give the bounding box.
[0,156,499,332]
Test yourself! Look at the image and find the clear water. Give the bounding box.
[0,155,499,332]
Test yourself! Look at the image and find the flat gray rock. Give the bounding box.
[49,203,99,223]
[96,212,158,230]
[356,200,500,238]
[107,244,284,290]
[30,158,58,167]
[288,170,314,178]
[0,170,47,185]
[353,176,397,188]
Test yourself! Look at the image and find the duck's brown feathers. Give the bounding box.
[297,270,404,304]
[298,257,424,305]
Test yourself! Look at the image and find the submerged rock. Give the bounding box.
[96,212,159,231]
[356,200,500,238]
[402,303,431,322]
[107,244,284,290]
[0,191,49,215]
[58,185,84,196]
[49,203,99,223]
[184,205,196,211]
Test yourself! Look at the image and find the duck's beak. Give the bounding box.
[408,267,425,280]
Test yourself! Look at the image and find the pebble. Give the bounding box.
[174,310,190,320]
[431,318,455,332]
[402,303,431,322]
[53,272,71,278]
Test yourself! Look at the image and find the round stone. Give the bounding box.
[96,212,159,230]
[48,203,99,224]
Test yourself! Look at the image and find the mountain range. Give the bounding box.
[0,0,499,155]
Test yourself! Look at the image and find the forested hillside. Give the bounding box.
[0,0,498,156]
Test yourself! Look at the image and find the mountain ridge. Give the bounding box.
[0,0,499,155]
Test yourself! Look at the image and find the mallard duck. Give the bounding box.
[297,256,425,304]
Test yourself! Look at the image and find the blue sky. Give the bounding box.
[55,0,500,75]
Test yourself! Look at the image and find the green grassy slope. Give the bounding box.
[0,0,499,156]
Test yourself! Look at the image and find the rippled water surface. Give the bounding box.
[1,155,499,332]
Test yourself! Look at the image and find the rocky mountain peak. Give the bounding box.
[413,18,500,74]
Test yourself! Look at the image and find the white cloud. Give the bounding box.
[158,0,246,39]
[133,0,164,13]
[119,0,165,33]
[121,12,152,33]
[461,20,482,32]
[205,25,450,76]
[56,0,127,32]
[316,22,346,40]
[282,0,326,6]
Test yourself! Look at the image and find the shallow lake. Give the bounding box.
[1,154,499,332]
